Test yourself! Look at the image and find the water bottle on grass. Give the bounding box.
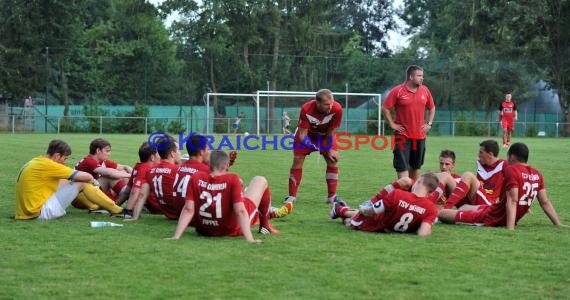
[90,221,123,228]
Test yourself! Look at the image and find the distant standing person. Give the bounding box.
[382,65,436,180]
[232,112,245,135]
[498,93,517,148]
[282,111,291,134]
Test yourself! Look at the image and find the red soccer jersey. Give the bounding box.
[186,173,245,237]
[129,162,162,214]
[383,83,435,139]
[75,155,118,179]
[175,159,210,202]
[499,101,516,122]
[483,164,545,226]
[146,161,182,220]
[359,189,438,233]
[129,162,153,189]
[297,99,343,136]
[476,159,507,203]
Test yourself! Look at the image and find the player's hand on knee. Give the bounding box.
[327,149,339,162]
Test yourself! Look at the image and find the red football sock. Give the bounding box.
[337,205,350,218]
[443,181,470,209]
[289,168,302,197]
[374,181,401,201]
[258,187,271,227]
[326,166,339,198]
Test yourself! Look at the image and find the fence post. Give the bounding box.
[12,115,15,134]
[99,116,103,135]
[556,122,559,138]
[488,121,491,136]
[57,118,60,134]
[452,122,455,137]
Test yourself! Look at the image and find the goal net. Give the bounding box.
[205,91,382,135]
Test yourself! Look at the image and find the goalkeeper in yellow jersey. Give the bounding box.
[15,139,127,220]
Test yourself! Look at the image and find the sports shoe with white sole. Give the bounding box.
[330,199,347,219]
[269,202,293,219]
[259,224,279,235]
[283,195,297,204]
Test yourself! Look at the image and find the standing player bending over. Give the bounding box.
[285,89,343,204]
[330,173,440,236]
[171,150,287,243]
[438,143,565,229]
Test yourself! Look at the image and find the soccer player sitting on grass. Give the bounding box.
[330,173,440,236]
[73,138,132,211]
[438,143,566,229]
[436,149,462,205]
[170,150,292,243]
[121,142,162,218]
[15,139,127,220]
[442,140,507,209]
[130,136,183,220]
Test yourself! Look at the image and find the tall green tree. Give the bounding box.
[83,0,179,104]
[401,0,531,119]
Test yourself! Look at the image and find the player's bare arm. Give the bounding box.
[128,183,150,221]
[170,200,195,240]
[505,187,519,230]
[536,189,565,227]
[297,127,309,143]
[126,186,142,210]
[324,127,339,163]
[117,164,133,174]
[381,106,404,133]
[416,222,432,236]
[422,107,436,133]
[73,171,95,183]
[234,202,261,243]
[93,166,131,179]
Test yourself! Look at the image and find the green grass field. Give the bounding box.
[1,134,569,299]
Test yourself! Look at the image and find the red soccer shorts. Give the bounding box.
[349,212,385,232]
[292,133,338,157]
[502,120,514,131]
[227,197,259,236]
[454,206,492,226]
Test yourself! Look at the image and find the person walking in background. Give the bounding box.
[498,93,517,148]
[282,111,291,134]
[232,112,245,135]
[382,65,436,180]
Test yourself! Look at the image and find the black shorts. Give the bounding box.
[393,137,426,172]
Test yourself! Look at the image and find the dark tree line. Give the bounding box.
[1,0,569,134]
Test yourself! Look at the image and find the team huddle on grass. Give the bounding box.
[14,66,565,242]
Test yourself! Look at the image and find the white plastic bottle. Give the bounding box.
[90,221,124,228]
